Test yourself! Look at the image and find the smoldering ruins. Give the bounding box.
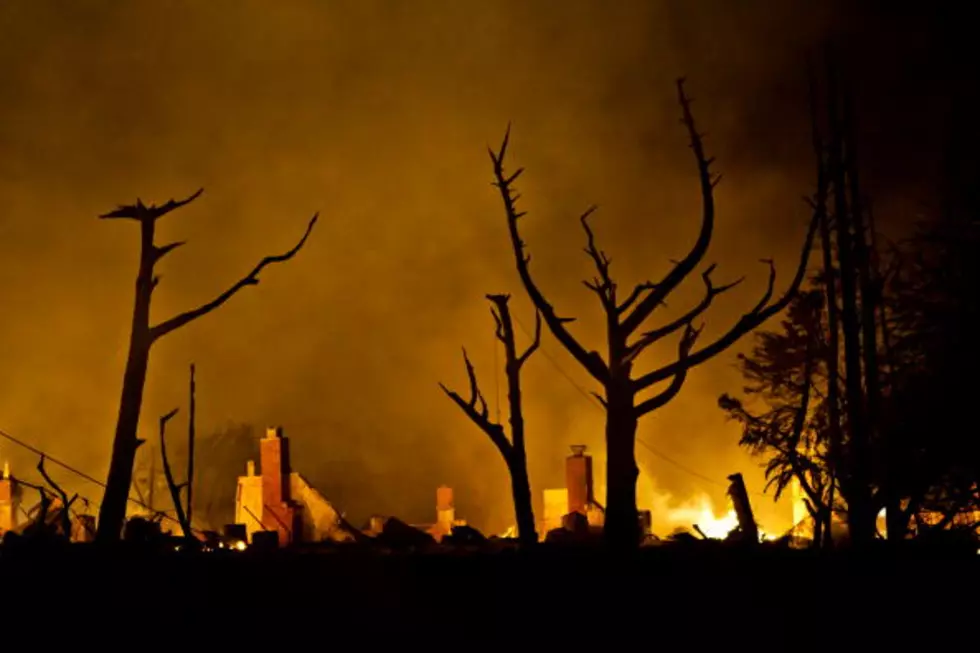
[1,0,978,642]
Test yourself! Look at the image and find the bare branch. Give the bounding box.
[99,188,204,222]
[517,310,542,366]
[579,206,616,309]
[151,241,187,264]
[150,213,318,341]
[439,348,511,457]
[617,281,656,315]
[634,211,821,391]
[620,78,718,336]
[626,263,743,361]
[591,391,608,408]
[158,407,192,538]
[489,125,608,383]
[635,322,703,416]
[37,455,76,539]
[490,304,505,343]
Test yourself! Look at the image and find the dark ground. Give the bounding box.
[2,542,977,646]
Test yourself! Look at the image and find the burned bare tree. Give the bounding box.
[37,455,78,540]
[440,294,541,546]
[96,190,317,542]
[158,407,190,538]
[489,79,819,548]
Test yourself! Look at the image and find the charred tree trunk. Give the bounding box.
[810,64,843,550]
[825,59,876,547]
[97,214,162,544]
[842,85,893,540]
[488,79,820,549]
[506,455,536,546]
[603,377,640,548]
[441,294,541,546]
[95,190,317,542]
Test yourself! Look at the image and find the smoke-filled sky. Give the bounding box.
[0,1,969,534]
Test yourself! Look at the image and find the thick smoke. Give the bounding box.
[0,1,963,534]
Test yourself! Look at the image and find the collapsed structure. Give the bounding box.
[539,445,628,539]
[235,427,359,545]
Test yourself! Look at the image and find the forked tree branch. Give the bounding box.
[149,213,318,341]
[489,127,609,383]
[488,293,542,368]
[158,407,192,538]
[99,188,205,222]
[518,309,542,365]
[37,455,78,539]
[620,78,721,336]
[617,281,657,315]
[626,263,743,361]
[579,207,617,310]
[439,348,512,457]
[633,209,820,391]
[634,321,703,416]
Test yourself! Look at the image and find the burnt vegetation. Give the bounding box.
[440,293,541,546]
[720,58,980,549]
[0,58,977,643]
[95,190,317,542]
[486,79,819,548]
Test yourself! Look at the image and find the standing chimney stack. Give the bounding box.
[436,485,455,531]
[566,445,594,516]
[259,426,300,545]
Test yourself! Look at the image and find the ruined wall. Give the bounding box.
[235,461,264,541]
[236,466,356,544]
[542,488,568,536]
[290,472,358,543]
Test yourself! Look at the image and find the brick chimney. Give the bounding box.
[436,485,455,531]
[259,426,300,545]
[566,445,594,515]
[0,463,20,534]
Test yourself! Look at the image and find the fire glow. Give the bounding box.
[662,494,775,541]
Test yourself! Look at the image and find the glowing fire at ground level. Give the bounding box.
[660,493,777,541]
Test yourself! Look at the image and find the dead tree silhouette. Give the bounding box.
[186,364,196,532]
[158,407,191,539]
[488,78,819,548]
[96,189,317,543]
[37,455,78,540]
[440,294,541,546]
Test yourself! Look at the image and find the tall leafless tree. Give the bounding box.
[488,79,820,548]
[95,190,317,542]
[808,54,884,546]
[440,294,541,546]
